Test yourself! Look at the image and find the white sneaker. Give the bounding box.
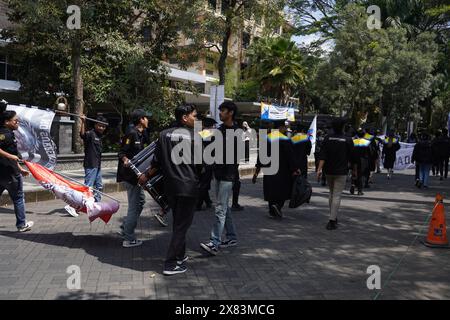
[65,205,79,217]
[122,239,143,248]
[18,221,34,232]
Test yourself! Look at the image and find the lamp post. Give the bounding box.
[52,96,75,154]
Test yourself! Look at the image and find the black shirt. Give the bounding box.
[117,126,149,185]
[319,133,354,175]
[213,123,240,182]
[81,129,103,169]
[152,126,202,198]
[0,126,20,178]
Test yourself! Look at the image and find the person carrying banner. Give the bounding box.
[317,119,354,230]
[0,108,34,232]
[117,109,151,248]
[291,125,312,179]
[139,104,202,275]
[382,132,401,179]
[350,129,371,196]
[252,119,300,219]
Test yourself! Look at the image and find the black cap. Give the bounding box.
[131,108,152,123]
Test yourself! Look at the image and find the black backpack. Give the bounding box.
[289,176,312,208]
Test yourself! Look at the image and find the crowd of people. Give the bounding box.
[1,99,449,276]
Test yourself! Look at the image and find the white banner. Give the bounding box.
[6,105,57,169]
[308,115,317,154]
[381,142,415,171]
[261,102,295,122]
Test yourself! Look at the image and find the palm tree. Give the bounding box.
[246,37,306,104]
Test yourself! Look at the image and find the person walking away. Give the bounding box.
[431,130,447,181]
[317,119,354,230]
[117,109,151,248]
[381,132,401,179]
[350,129,371,196]
[291,125,312,179]
[412,132,433,189]
[252,119,299,219]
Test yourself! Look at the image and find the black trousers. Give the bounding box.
[165,196,197,268]
[244,140,250,162]
[232,167,241,206]
[197,189,212,208]
[445,158,449,178]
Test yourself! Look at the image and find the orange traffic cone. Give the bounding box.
[422,194,449,248]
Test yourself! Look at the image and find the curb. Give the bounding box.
[1,166,259,206]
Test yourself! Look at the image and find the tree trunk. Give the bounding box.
[217,3,235,85]
[72,36,84,153]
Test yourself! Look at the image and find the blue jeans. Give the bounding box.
[0,175,26,228]
[121,182,145,241]
[84,168,103,202]
[210,180,237,248]
[419,163,431,187]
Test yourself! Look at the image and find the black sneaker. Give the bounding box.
[154,213,168,227]
[177,256,189,265]
[163,264,187,276]
[220,239,237,248]
[350,185,355,195]
[270,205,282,218]
[357,191,364,196]
[231,204,244,211]
[200,241,218,256]
[326,220,338,230]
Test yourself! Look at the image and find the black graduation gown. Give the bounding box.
[291,134,312,176]
[382,141,400,169]
[256,132,297,202]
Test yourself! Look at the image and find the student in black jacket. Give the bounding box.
[412,132,433,188]
[117,109,151,248]
[140,104,202,275]
[317,119,354,230]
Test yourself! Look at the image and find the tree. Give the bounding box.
[180,0,287,88]
[312,4,440,129]
[2,0,202,151]
[245,37,307,103]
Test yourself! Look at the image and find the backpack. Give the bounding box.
[289,176,312,209]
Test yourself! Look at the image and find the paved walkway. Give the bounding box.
[1,170,450,300]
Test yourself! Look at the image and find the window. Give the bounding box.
[0,55,18,81]
[206,69,214,76]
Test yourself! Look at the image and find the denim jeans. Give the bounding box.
[210,180,237,248]
[0,175,26,228]
[419,163,431,187]
[121,182,145,241]
[84,167,103,202]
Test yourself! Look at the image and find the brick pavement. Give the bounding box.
[1,170,450,300]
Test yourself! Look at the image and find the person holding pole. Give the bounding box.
[0,106,33,232]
